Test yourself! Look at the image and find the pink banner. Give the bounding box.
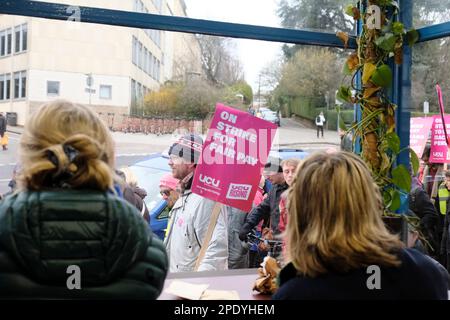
[192,103,277,211]
[430,115,450,163]
[410,117,433,159]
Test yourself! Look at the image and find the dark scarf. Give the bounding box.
[177,171,194,195]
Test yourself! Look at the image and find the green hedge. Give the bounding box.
[288,96,354,131]
[411,112,438,118]
[288,99,437,131]
[325,110,354,130]
[289,96,325,120]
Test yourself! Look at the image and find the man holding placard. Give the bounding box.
[187,103,277,271]
[164,134,228,272]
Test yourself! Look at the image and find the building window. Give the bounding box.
[0,29,12,57]
[156,60,161,81]
[14,24,27,53]
[0,30,6,56]
[138,42,143,69]
[150,50,154,74]
[137,82,142,99]
[132,37,138,65]
[144,49,149,75]
[99,85,112,99]
[47,81,60,96]
[152,56,157,79]
[0,74,11,100]
[131,79,136,103]
[7,29,12,55]
[14,71,26,99]
[148,52,153,77]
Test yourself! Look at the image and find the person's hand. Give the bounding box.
[238,229,248,242]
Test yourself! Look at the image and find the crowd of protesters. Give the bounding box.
[0,99,448,300]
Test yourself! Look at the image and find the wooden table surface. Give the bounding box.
[158,268,272,300]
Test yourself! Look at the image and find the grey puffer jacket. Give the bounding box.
[164,188,228,272]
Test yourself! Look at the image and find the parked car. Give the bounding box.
[263,148,310,191]
[130,148,310,239]
[262,111,281,126]
[269,148,309,160]
[128,153,171,240]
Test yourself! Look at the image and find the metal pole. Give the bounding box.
[395,0,412,169]
[325,92,329,130]
[354,1,364,155]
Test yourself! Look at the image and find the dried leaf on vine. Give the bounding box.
[363,132,381,170]
[380,152,392,175]
[347,52,359,72]
[352,7,361,20]
[365,96,383,108]
[336,31,349,48]
[362,63,377,84]
[394,47,403,65]
[363,86,381,99]
[386,115,395,132]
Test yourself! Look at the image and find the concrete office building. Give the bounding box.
[0,0,202,126]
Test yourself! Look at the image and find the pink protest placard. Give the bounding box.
[430,115,450,163]
[436,84,449,145]
[192,103,277,211]
[410,117,433,159]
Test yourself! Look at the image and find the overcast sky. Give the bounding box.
[183,0,282,92]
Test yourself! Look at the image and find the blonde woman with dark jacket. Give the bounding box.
[273,151,448,300]
[0,100,168,299]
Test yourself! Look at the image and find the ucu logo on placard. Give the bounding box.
[226,183,252,200]
[199,174,220,188]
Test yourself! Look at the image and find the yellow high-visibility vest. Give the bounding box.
[438,183,449,215]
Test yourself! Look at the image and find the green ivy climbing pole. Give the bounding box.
[337,0,420,213]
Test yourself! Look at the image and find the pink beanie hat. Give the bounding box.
[159,173,179,190]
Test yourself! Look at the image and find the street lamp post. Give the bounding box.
[258,74,261,109]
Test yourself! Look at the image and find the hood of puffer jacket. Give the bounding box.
[0,190,150,287]
[133,186,147,200]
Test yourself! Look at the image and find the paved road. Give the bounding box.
[276,117,340,151]
[1,117,341,195]
[0,154,154,195]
